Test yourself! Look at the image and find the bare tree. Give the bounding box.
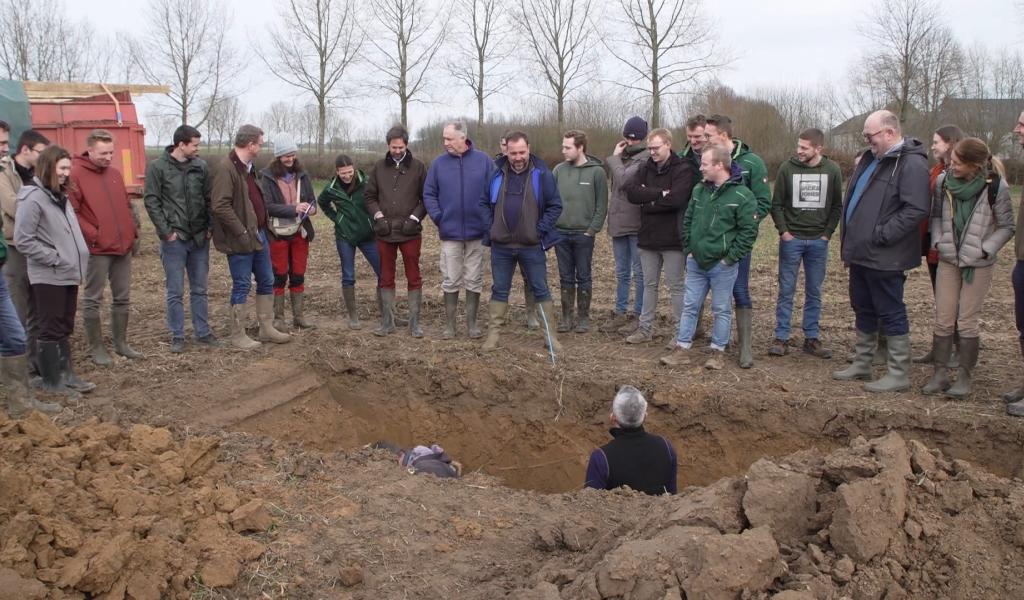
[365,0,450,128]
[603,0,723,128]
[259,0,363,156]
[204,96,243,149]
[0,0,94,81]
[518,0,598,131]
[914,26,963,119]
[261,102,297,140]
[446,0,513,128]
[131,0,237,128]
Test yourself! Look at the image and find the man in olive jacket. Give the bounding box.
[143,125,220,354]
[211,124,290,350]
[661,146,758,370]
[364,125,428,338]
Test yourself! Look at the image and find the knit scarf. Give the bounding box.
[944,172,986,283]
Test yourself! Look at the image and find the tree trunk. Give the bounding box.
[317,99,326,157]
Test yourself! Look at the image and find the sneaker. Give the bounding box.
[704,351,725,370]
[625,327,652,344]
[659,346,691,367]
[802,338,833,359]
[768,338,789,356]
[169,337,185,354]
[195,334,223,348]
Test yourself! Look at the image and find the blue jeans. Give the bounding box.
[732,253,752,308]
[848,263,909,336]
[0,268,26,356]
[227,230,274,305]
[160,238,211,339]
[336,239,382,288]
[554,231,595,291]
[774,238,829,340]
[490,244,550,303]
[676,256,740,350]
[612,235,643,314]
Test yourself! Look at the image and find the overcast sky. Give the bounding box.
[64,0,1022,143]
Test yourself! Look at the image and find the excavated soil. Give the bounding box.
[2,211,1024,598]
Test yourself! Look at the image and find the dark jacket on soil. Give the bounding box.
[258,166,316,242]
[13,180,90,286]
[584,426,677,495]
[211,151,264,256]
[482,154,562,250]
[682,177,759,270]
[143,147,212,243]
[423,140,495,241]
[363,151,427,244]
[840,138,930,272]
[931,172,1014,268]
[624,153,697,252]
[605,144,649,237]
[771,156,844,240]
[67,153,138,256]
[553,154,608,234]
[318,171,375,245]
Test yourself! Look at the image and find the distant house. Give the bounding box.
[829,104,925,154]
[936,98,1022,156]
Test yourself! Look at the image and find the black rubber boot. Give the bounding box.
[442,291,459,339]
[574,289,591,333]
[558,288,575,333]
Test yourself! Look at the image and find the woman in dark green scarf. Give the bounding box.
[924,138,1016,400]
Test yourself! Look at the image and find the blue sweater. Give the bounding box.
[423,142,495,241]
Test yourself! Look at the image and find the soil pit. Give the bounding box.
[230,370,1024,494]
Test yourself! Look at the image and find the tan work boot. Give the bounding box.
[482,301,508,351]
[659,345,692,367]
[704,350,726,370]
[257,295,292,344]
[229,301,261,350]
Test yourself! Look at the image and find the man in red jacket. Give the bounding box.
[69,129,144,366]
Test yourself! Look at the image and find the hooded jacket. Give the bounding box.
[624,153,697,251]
[682,177,759,270]
[553,154,608,233]
[13,180,89,286]
[258,166,316,242]
[730,139,771,221]
[770,156,844,239]
[67,153,138,256]
[840,138,930,272]
[605,143,648,237]
[423,140,495,241]
[482,154,562,250]
[143,147,212,243]
[318,171,375,245]
[363,150,428,244]
[930,172,1015,269]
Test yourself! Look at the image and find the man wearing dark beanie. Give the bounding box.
[601,116,650,334]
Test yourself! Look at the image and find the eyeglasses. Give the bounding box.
[647,144,664,152]
[862,130,883,142]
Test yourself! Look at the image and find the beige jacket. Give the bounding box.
[0,156,23,242]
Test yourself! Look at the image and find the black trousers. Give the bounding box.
[31,284,78,342]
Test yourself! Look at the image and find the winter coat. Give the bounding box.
[624,153,697,251]
[423,141,495,241]
[258,167,316,242]
[840,138,930,272]
[584,426,677,495]
[210,152,263,255]
[682,179,759,270]
[363,151,428,244]
[930,172,1015,268]
[13,181,89,286]
[730,139,771,220]
[482,154,563,250]
[318,171,375,245]
[67,154,138,256]
[0,156,23,242]
[605,144,649,237]
[553,154,608,234]
[142,148,212,243]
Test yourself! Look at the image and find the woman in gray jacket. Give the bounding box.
[13,145,95,396]
[923,138,1015,399]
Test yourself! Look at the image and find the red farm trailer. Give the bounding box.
[0,81,169,197]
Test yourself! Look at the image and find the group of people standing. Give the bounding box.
[1,108,1023,419]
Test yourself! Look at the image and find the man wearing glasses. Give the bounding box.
[833,110,929,393]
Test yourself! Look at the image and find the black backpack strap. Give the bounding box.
[987,174,1000,209]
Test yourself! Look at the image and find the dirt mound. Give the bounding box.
[517,432,1024,599]
[0,411,270,599]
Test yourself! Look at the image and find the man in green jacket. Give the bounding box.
[553,130,608,333]
[704,114,770,368]
[768,128,844,360]
[660,145,758,370]
[143,125,221,354]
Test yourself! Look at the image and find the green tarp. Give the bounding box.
[0,80,33,146]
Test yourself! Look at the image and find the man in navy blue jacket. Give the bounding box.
[584,385,677,495]
[424,121,495,339]
[480,131,562,352]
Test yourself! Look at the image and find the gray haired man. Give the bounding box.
[584,385,677,495]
